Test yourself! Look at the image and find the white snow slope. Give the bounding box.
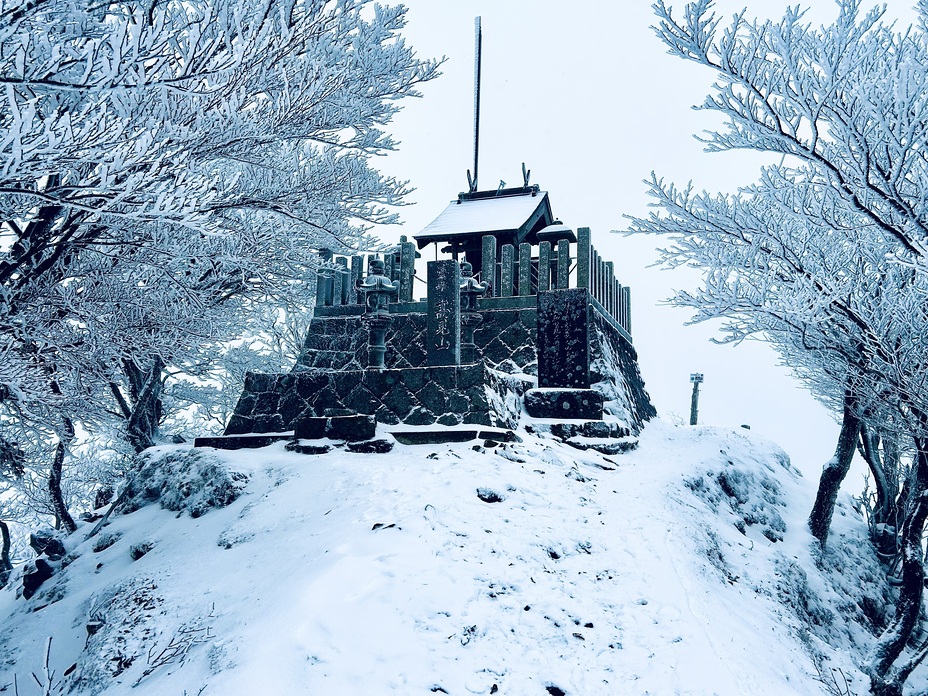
[0,421,916,696]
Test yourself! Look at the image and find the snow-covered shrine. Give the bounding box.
[198,183,655,450]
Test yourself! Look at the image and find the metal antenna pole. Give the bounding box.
[471,16,482,193]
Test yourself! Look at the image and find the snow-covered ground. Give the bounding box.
[0,421,912,695]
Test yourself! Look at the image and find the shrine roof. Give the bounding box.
[413,186,554,249]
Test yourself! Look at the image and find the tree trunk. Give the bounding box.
[0,520,11,589]
[859,425,897,529]
[809,390,861,545]
[858,425,901,557]
[48,418,77,534]
[868,437,928,695]
[869,682,903,696]
[113,355,164,454]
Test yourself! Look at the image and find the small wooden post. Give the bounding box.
[690,373,704,425]
[334,257,348,305]
[623,286,632,334]
[318,249,334,306]
[385,251,396,285]
[399,236,415,303]
[614,279,621,322]
[605,261,614,315]
[616,282,624,327]
[350,255,363,304]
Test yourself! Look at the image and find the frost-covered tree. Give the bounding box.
[634,2,928,693]
[632,170,928,540]
[0,0,439,530]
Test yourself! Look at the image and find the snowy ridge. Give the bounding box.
[0,422,908,695]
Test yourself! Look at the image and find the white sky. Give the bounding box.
[370,0,919,481]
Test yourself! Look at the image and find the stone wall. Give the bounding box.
[590,311,657,432]
[231,299,655,436]
[473,307,537,368]
[225,364,512,434]
[294,307,537,373]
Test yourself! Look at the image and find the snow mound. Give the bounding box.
[0,422,911,695]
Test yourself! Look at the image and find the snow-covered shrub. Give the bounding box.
[814,535,893,635]
[92,531,122,553]
[117,449,248,518]
[773,554,834,630]
[685,460,787,543]
[130,542,154,561]
[69,579,163,694]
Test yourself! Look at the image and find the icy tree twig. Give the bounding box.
[132,605,216,687]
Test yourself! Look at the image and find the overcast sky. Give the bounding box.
[369,0,918,482]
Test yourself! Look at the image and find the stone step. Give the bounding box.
[386,426,519,446]
[194,432,294,450]
[524,388,604,420]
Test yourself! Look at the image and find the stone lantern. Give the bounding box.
[459,261,488,364]
[356,258,399,368]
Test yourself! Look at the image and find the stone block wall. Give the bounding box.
[590,311,656,432]
[233,299,655,437]
[473,308,537,368]
[294,308,536,373]
[225,364,510,435]
[293,314,423,372]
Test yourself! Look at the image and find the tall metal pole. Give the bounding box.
[689,373,704,426]
[472,16,482,192]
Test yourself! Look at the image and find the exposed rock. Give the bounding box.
[129,542,154,561]
[22,558,55,600]
[92,531,122,553]
[285,441,332,455]
[346,438,395,454]
[94,486,114,509]
[29,529,66,561]
[477,488,505,503]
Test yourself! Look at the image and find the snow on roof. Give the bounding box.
[415,191,550,242]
